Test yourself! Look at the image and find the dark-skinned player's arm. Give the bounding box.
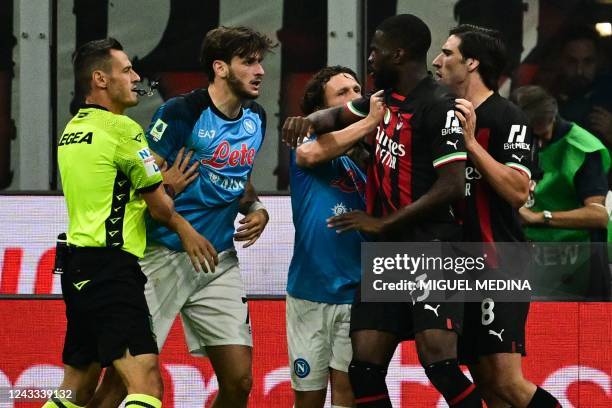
[327,161,465,234]
[328,101,467,235]
[282,93,376,148]
[296,91,384,168]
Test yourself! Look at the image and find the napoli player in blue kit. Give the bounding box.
[287,66,384,408]
[92,26,276,408]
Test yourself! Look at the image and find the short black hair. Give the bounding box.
[200,26,277,80]
[449,24,507,91]
[301,66,359,115]
[72,37,123,98]
[377,14,431,61]
[510,85,558,125]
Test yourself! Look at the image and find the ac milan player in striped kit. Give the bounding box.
[433,24,562,408]
[284,14,482,408]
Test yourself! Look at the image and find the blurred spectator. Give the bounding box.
[69,0,219,114]
[538,25,612,147]
[454,0,525,79]
[512,85,611,300]
[275,0,327,190]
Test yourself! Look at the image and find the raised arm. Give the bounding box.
[455,98,529,209]
[296,91,384,167]
[282,95,371,148]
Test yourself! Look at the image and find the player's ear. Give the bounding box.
[213,60,229,79]
[466,57,480,72]
[92,69,108,90]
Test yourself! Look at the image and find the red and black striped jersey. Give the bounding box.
[346,76,467,240]
[461,93,533,243]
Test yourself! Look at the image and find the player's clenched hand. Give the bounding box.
[160,147,199,195]
[366,90,385,126]
[282,116,313,148]
[234,209,269,248]
[327,210,384,234]
[177,222,218,273]
[455,98,477,147]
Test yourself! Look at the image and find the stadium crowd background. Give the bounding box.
[0,1,611,407]
[2,0,611,192]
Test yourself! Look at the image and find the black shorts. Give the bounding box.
[350,289,463,340]
[458,301,529,364]
[61,247,158,368]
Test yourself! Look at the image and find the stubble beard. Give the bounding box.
[227,69,259,100]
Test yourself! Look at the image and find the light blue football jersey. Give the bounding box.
[145,89,265,252]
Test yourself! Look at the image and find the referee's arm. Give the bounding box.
[141,183,175,222]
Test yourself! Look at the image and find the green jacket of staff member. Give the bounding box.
[512,85,611,300]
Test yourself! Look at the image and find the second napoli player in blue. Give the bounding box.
[92,26,276,408]
[287,66,384,408]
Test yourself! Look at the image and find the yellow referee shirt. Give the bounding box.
[58,105,162,258]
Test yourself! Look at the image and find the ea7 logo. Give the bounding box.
[507,125,526,143]
[444,110,460,128]
[198,129,216,139]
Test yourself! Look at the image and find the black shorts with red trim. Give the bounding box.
[458,300,529,364]
[61,247,158,368]
[350,289,463,340]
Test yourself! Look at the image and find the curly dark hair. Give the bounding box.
[301,66,359,115]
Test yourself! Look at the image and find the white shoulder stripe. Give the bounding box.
[347,101,367,118]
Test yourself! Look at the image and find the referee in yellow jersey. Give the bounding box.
[42,38,217,408]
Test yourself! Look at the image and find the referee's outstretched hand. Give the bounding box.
[177,221,219,273]
[160,147,199,195]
